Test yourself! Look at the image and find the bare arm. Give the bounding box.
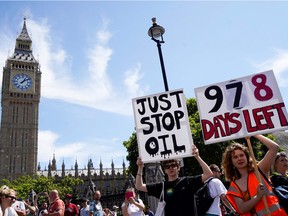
[135,157,148,192]
[234,184,268,214]
[193,145,213,182]
[121,201,129,216]
[131,198,145,211]
[14,202,27,216]
[220,194,238,215]
[43,210,64,216]
[14,209,26,216]
[23,200,36,214]
[33,194,39,210]
[255,135,279,175]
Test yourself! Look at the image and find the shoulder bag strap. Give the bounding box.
[159,182,164,201]
[258,168,273,187]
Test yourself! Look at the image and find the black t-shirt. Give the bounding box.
[270,173,288,187]
[146,175,203,216]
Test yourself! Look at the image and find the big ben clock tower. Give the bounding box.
[0,18,41,180]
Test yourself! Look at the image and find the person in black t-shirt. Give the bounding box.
[135,145,213,216]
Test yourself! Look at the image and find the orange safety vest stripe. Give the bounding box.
[226,171,287,216]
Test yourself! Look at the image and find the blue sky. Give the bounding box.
[0,1,287,170]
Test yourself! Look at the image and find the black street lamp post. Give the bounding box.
[146,17,168,213]
[147,18,185,181]
[148,17,169,92]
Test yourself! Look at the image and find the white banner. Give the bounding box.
[132,89,194,163]
[195,70,288,144]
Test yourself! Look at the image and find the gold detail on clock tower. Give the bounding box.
[0,18,42,180]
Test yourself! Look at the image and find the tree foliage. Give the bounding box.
[123,97,271,178]
[0,175,84,200]
[123,132,138,175]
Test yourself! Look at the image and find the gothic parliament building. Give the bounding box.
[0,18,130,207]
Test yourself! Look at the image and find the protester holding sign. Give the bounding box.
[221,134,287,216]
[135,145,213,216]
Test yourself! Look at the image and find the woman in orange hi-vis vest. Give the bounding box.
[221,135,287,216]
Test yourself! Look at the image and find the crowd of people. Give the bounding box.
[135,134,288,216]
[0,134,287,216]
[0,187,149,216]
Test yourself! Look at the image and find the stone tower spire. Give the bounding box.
[51,154,57,171]
[74,160,79,178]
[0,17,42,180]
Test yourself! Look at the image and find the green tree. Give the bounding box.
[0,175,84,200]
[123,97,270,178]
[123,132,138,175]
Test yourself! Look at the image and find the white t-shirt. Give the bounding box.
[80,206,90,216]
[121,199,144,216]
[0,207,18,216]
[206,178,227,215]
[12,200,26,212]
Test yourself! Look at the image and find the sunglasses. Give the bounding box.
[164,163,178,169]
[276,152,287,160]
[5,195,17,200]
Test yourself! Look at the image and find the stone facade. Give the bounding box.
[37,155,131,209]
[0,18,41,180]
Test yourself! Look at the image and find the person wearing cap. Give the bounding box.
[112,206,119,216]
[80,198,89,216]
[135,145,213,216]
[64,194,79,216]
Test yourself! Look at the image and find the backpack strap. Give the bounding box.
[159,182,164,201]
[206,177,214,183]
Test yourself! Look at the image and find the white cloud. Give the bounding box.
[0,25,15,85]
[124,63,146,96]
[0,16,141,169]
[253,49,288,88]
[0,17,149,116]
[38,130,127,170]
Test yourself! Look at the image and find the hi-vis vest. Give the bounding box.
[226,171,287,216]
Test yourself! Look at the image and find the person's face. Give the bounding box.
[3,192,17,206]
[212,166,222,178]
[275,156,288,174]
[93,192,101,200]
[49,192,57,202]
[64,198,71,204]
[163,161,179,177]
[42,202,48,209]
[231,149,248,169]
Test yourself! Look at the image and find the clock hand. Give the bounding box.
[20,78,28,84]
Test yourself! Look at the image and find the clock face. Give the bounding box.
[12,73,33,90]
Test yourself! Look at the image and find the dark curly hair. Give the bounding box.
[221,143,255,182]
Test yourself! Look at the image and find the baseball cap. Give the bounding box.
[65,194,72,199]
